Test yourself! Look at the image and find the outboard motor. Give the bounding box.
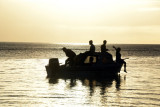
[49,58,59,69]
[46,58,60,77]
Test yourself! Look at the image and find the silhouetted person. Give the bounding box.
[89,40,95,54]
[100,40,113,63]
[62,47,76,66]
[113,46,127,72]
[101,40,109,53]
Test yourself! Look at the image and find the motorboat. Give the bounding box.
[45,52,123,78]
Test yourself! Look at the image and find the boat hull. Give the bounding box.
[46,63,123,78]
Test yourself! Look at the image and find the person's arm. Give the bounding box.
[113,46,117,50]
[106,48,109,51]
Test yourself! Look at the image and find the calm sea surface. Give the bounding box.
[0,42,160,107]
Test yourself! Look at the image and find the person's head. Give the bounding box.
[89,56,94,63]
[89,40,93,45]
[103,40,107,45]
[62,47,67,52]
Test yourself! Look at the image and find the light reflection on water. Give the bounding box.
[0,58,160,107]
[0,43,160,106]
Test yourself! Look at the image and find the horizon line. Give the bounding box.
[0,41,160,45]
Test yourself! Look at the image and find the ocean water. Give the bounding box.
[0,42,160,107]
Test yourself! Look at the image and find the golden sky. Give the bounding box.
[0,0,160,44]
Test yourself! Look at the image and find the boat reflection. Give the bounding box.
[48,74,125,96]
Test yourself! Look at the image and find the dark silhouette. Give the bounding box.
[75,40,95,65]
[100,40,113,64]
[89,40,95,54]
[113,46,127,72]
[99,52,114,64]
[62,47,76,66]
[48,74,122,96]
[45,41,124,78]
[89,56,94,65]
[74,53,86,66]
[101,40,109,53]
[89,56,94,63]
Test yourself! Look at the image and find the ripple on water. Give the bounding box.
[0,55,160,106]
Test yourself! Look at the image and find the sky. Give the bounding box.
[0,0,160,44]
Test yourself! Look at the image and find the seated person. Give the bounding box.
[100,40,113,63]
[113,46,127,72]
[89,40,95,54]
[85,40,95,55]
[101,40,109,53]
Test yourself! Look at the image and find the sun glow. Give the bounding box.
[1,0,160,44]
[57,43,88,45]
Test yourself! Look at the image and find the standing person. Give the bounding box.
[62,47,76,66]
[113,46,127,73]
[101,40,109,53]
[89,40,95,54]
